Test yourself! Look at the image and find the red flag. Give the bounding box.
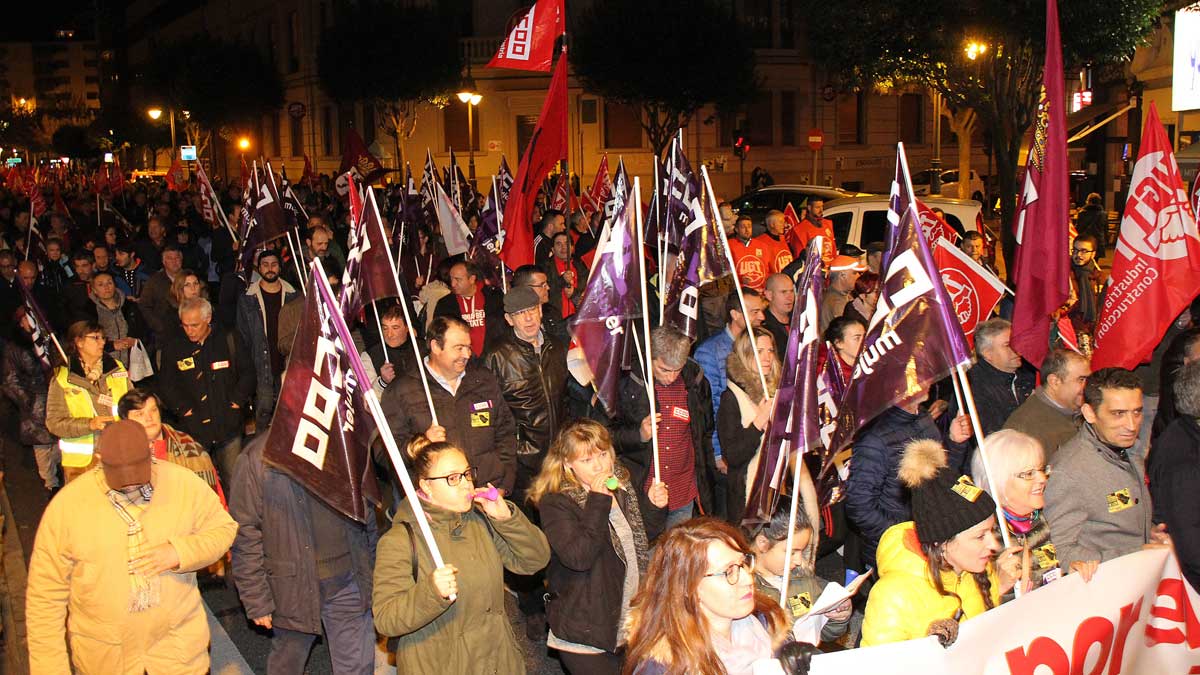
[782,202,801,233]
[53,183,70,218]
[336,129,385,197]
[486,0,564,72]
[1057,316,1083,355]
[27,170,46,219]
[581,154,612,218]
[301,154,315,186]
[549,173,569,212]
[110,159,125,196]
[1091,102,1200,369]
[1010,0,1070,368]
[501,53,569,270]
[933,238,1007,348]
[165,158,186,192]
[915,199,961,244]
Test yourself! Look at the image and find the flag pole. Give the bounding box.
[702,165,770,397]
[950,365,965,416]
[312,258,452,600]
[954,364,1011,552]
[371,189,439,425]
[372,300,390,364]
[286,230,308,294]
[779,433,809,605]
[633,177,660,483]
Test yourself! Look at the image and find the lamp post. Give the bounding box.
[931,90,943,195]
[147,107,177,160]
[457,83,481,188]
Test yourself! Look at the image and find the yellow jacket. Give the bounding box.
[861,521,1002,647]
[45,357,129,460]
[26,461,237,674]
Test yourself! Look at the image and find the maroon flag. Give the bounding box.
[16,278,62,372]
[549,172,570,212]
[486,0,564,72]
[581,154,613,218]
[1092,102,1200,369]
[744,237,824,525]
[661,162,732,339]
[336,129,385,197]
[1010,0,1070,368]
[829,144,975,451]
[341,185,404,322]
[264,263,381,522]
[165,158,186,192]
[932,238,1007,348]
[569,163,638,416]
[195,163,232,237]
[501,52,569,271]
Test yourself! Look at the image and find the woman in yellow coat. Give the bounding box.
[861,440,1024,647]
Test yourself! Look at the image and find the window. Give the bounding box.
[443,103,479,152]
[286,12,300,73]
[516,115,538,159]
[268,112,281,157]
[837,93,865,145]
[779,0,796,49]
[322,106,334,156]
[603,101,643,148]
[338,102,355,151]
[781,91,797,146]
[746,94,773,147]
[899,93,923,144]
[744,0,772,48]
[861,210,889,246]
[290,115,303,157]
[828,212,853,247]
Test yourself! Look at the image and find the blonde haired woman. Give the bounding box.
[718,329,782,525]
[529,419,668,674]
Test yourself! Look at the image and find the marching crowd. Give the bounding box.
[0,172,1195,675]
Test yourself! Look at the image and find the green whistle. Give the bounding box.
[605,476,620,491]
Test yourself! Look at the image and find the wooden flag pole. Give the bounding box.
[371,189,438,425]
[701,164,770,399]
[633,177,661,483]
[954,364,1013,550]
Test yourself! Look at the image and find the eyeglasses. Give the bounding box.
[1014,465,1053,481]
[1071,248,1095,255]
[703,553,756,586]
[83,334,106,342]
[424,466,477,487]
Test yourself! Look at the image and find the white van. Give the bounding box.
[823,195,985,251]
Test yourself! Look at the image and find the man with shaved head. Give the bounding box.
[762,273,795,360]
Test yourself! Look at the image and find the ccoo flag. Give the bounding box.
[341,183,404,322]
[486,0,564,72]
[661,156,732,338]
[569,163,638,416]
[1010,0,1070,368]
[743,237,825,525]
[263,262,381,522]
[1092,102,1200,369]
[830,144,974,451]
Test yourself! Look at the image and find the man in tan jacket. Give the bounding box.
[26,420,237,674]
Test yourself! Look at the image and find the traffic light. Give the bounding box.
[733,135,749,159]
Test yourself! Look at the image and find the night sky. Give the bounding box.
[0,1,98,42]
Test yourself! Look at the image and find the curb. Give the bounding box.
[1,475,30,675]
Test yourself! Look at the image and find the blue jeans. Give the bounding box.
[665,503,695,530]
[266,573,374,675]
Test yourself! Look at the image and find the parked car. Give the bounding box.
[823,195,991,259]
[912,169,986,203]
[730,184,869,232]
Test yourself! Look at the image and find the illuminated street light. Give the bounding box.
[147,107,163,120]
[238,137,251,152]
[456,81,482,186]
[965,40,988,61]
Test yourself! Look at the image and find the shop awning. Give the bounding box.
[1067,98,1138,144]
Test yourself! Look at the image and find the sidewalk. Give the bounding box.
[1,473,30,675]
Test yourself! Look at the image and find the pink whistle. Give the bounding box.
[473,486,500,501]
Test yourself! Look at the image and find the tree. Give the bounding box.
[797,0,1160,272]
[317,0,464,170]
[51,124,101,158]
[143,34,285,160]
[572,0,760,159]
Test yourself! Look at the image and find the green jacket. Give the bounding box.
[373,499,550,675]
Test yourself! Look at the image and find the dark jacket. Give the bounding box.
[717,382,764,526]
[159,326,255,446]
[229,436,377,635]
[1075,203,1108,254]
[139,269,176,339]
[844,406,969,565]
[0,336,55,446]
[432,285,507,354]
[540,470,667,652]
[379,363,519,495]
[115,261,150,299]
[1149,415,1200,592]
[763,309,791,362]
[483,332,569,462]
[64,279,97,326]
[613,359,716,515]
[542,255,587,319]
[236,279,300,431]
[963,358,1035,435]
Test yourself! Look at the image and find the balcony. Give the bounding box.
[460,37,503,64]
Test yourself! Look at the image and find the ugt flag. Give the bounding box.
[1092,101,1200,369]
[486,0,564,72]
[744,237,824,526]
[830,144,974,451]
[569,164,638,416]
[264,261,381,523]
[933,238,1007,348]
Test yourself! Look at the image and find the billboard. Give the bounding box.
[1173,5,1200,112]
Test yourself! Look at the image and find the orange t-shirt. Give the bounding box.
[752,233,794,275]
[786,218,838,265]
[728,237,769,291]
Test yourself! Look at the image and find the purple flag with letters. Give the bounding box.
[468,171,509,289]
[340,179,404,322]
[828,143,973,452]
[743,237,824,525]
[570,162,638,416]
[264,261,381,523]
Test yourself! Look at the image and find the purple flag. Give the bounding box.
[569,162,638,416]
[812,341,851,505]
[341,181,404,322]
[264,261,382,523]
[16,277,60,372]
[420,150,439,234]
[661,154,733,338]
[391,164,421,252]
[829,143,973,451]
[468,173,508,289]
[743,238,825,525]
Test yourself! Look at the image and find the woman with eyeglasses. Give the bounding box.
[373,438,550,675]
[623,518,792,675]
[971,430,1099,596]
[528,419,669,675]
[45,320,130,483]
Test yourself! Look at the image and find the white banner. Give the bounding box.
[811,549,1200,675]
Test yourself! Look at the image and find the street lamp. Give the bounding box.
[238,137,251,152]
[147,106,177,159]
[457,80,482,187]
[965,40,988,61]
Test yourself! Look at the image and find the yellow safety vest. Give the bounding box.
[56,363,129,468]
